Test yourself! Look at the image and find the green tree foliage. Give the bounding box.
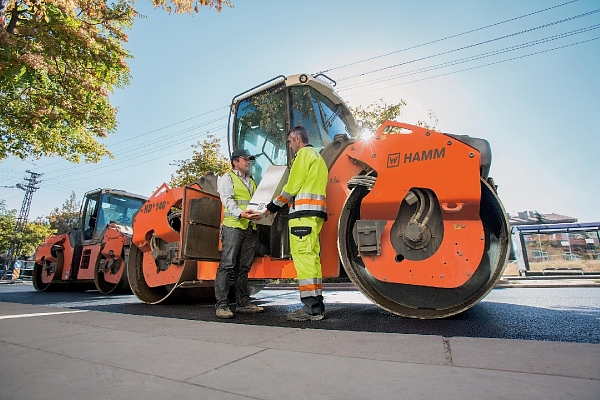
[47,191,81,234]
[0,0,231,163]
[417,109,440,131]
[0,200,16,255]
[0,200,54,258]
[351,100,440,134]
[350,99,407,135]
[1,1,136,162]
[169,134,230,187]
[18,218,54,257]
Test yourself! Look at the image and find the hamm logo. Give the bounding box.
[387,153,401,168]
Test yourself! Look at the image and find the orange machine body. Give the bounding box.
[131,123,484,290]
[34,223,131,284]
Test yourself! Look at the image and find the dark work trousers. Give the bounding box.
[214,225,257,308]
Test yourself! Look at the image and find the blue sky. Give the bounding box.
[1,0,599,222]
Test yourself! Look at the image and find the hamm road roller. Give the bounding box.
[128,73,510,318]
[34,188,147,293]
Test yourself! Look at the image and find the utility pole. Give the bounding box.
[2,170,42,279]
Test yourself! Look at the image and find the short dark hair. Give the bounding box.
[288,126,309,144]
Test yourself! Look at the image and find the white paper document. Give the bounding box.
[247,165,289,225]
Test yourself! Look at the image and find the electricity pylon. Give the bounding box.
[2,170,42,279]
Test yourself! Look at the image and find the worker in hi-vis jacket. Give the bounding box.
[264,126,328,321]
[215,149,265,319]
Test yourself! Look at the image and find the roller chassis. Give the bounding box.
[127,73,510,317]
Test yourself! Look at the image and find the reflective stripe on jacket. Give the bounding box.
[222,171,257,230]
[273,146,328,220]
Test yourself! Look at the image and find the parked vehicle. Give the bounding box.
[33,189,147,293]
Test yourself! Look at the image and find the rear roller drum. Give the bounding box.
[95,252,131,295]
[338,178,510,319]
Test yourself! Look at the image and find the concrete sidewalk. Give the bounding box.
[0,302,598,399]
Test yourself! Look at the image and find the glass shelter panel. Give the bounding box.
[234,87,287,184]
[522,229,600,272]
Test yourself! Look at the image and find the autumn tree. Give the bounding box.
[169,134,230,187]
[0,0,231,163]
[47,191,82,234]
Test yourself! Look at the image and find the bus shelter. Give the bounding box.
[511,222,600,276]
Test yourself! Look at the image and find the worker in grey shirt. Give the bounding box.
[214,149,264,319]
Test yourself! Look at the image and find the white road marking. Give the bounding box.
[0,310,89,320]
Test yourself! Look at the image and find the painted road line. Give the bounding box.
[0,310,89,320]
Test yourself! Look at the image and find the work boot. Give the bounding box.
[236,303,264,314]
[216,305,234,319]
[286,308,325,321]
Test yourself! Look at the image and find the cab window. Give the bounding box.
[290,86,351,152]
[233,86,287,184]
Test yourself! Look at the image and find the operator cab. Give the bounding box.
[226,74,359,258]
[229,73,359,184]
[81,189,148,242]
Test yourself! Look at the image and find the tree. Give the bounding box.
[17,218,54,257]
[0,200,54,260]
[169,134,230,187]
[351,100,441,135]
[0,200,16,255]
[150,0,232,14]
[0,0,231,163]
[417,109,439,131]
[349,99,407,135]
[47,191,81,234]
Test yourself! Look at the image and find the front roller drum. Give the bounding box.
[338,178,510,319]
[127,244,216,304]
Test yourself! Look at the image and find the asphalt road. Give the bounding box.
[1,283,599,344]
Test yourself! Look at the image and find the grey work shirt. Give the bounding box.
[217,170,255,219]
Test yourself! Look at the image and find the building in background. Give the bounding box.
[508,211,577,226]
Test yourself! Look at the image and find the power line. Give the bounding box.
[3,171,42,279]
[340,25,600,91]
[317,0,581,74]
[337,8,600,82]
[38,105,229,171]
[66,127,228,183]
[341,37,600,97]
[42,118,228,178]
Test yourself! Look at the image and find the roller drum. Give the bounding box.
[338,178,509,319]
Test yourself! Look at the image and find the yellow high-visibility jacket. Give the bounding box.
[222,171,257,230]
[268,145,327,221]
